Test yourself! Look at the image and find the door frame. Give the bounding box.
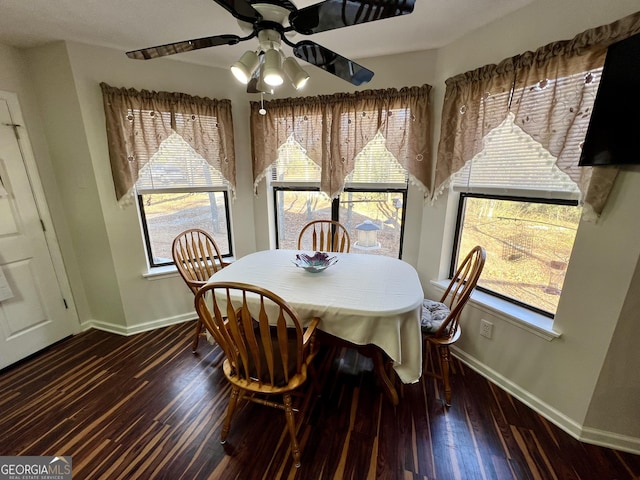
[1,89,79,335]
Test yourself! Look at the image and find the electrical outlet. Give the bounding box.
[480,319,493,339]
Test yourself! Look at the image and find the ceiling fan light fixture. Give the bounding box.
[231,50,259,84]
[283,56,310,90]
[263,49,284,86]
[256,66,275,95]
[127,0,416,90]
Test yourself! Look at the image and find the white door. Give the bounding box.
[0,91,77,370]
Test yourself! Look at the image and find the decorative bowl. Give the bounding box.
[292,252,338,273]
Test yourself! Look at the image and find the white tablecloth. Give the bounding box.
[207,249,424,383]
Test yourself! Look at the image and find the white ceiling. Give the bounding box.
[0,0,534,69]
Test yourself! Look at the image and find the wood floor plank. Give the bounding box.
[1,322,639,480]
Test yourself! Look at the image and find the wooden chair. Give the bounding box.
[193,282,319,468]
[172,228,229,352]
[297,220,351,253]
[422,245,486,406]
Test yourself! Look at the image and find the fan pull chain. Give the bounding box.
[259,93,266,115]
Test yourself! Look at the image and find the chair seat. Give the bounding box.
[424,326,461,346]
[420,299,451,334]
[223,360,310,394]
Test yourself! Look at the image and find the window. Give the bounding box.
[100,83,236,267]
[451,114,583,317]
[272,132,408,258]
[250,86,431,257]
[454,193,580,317]
[436,14,640,319]
[100,84,236,270]
[136,133,232,267]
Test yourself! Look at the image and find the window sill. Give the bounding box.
[142,258,236,281]
[142,264,179,280]
[430,280,562,341]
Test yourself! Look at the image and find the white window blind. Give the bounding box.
[346,132,408,187]
[453,70,602,200]
[271,132,408,187]
[137,132,229,192]
[453,113,581,199]
[271,135,321,184]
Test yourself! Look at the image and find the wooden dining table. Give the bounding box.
[206,249,424,405]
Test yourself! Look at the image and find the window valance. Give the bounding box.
[100,83,236,205]
[434,11,640,218]
[250,85,432,198]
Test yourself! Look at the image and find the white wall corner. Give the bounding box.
[451,346,640,455]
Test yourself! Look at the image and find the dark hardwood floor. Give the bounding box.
[1,321,638,479]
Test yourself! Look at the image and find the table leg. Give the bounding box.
[317,331,399,406]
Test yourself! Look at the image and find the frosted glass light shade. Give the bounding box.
[256,67,275,94]
[263,49,284,86]
[231,50,259,84]
[283,57,310,89]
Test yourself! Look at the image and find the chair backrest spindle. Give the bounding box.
[298,220,351,253]
[436,245,486,338]
[172,228,226,294]
[195,282,307,389]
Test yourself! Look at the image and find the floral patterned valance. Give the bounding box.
[250,85,432,198]
[434,11,640,218]
[100,83,236,205]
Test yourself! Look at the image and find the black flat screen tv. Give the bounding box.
[579,32,640,166]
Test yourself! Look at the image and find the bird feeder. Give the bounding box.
[354,220,381,249]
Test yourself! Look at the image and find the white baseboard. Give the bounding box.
[451,346,640,455]
[79,313,197,336]
[579,426,640,455]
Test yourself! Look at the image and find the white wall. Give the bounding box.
[586,252,640,436]
[25,42,126,330]
[3,0,639,453]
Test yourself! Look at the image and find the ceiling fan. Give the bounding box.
[126,0,415,92]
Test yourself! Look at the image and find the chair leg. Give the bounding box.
[191,318,203,353]
[221,386,240,444]
[370,348,399,406]
[283,393,301,468]
[439,345,453,407]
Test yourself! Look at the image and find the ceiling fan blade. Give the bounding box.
[126,34,242,60]
[247,78,261,93]
[290,0,415,35]
[211,0,261,24]
[293,40,374,86]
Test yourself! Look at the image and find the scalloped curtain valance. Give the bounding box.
[434,11,640,219]
[249,85,432,199]
[100,83,236,206]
